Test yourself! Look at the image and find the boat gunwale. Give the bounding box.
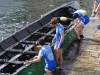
[0,1,80,74]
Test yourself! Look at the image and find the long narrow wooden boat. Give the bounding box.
[0,1,80,75]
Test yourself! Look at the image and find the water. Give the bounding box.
[0,0,93,41]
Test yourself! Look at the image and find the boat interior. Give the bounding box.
[0,5,76,74]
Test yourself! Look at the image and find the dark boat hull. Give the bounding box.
[0,1,80,75]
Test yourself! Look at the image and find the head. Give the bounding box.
[38,39,45,46]
[50,17,59,27]
[73,13,78,20]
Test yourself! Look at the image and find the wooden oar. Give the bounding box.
[0,59,24,65]
[6,49,38,55]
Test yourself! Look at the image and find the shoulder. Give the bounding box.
[59,23,64,27]
[74,10,79,13]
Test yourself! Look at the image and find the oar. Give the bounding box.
[33,32,55,37]
[6,49,38,55]
[0,59,24,65]
[9,60,24,65]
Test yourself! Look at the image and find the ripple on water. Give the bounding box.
[0,0,93,41]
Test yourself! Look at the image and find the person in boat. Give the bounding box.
[69,9,90,42]
[50,17,64,68]
[91,0,100,17]
[25,39,57,75]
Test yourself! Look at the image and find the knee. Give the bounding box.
[97,4,100,12]
[98,4,100,7]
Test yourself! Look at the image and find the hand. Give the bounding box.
[52,40,54,45]
[69,27,73,31]
[25,60,31,64]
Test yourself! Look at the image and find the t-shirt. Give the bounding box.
[39,45,56,65]
[74,9,87,19]
[56,23,64,42]
[74,10,90,24]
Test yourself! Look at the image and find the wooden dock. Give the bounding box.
[55,16,100,75]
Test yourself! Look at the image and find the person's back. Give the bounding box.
[39,45,56,65]
[73,9,90,25]
[74,9,87,16]
[39,44,57,74]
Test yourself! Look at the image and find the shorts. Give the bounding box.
[81,15,90,25]
[55,41,64,49]
[45,62,57,72]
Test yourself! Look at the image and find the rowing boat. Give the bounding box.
[0,1,80,75]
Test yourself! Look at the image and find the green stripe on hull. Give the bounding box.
[17,58,45,75]
[63,30,76,53]
[17,30,76,75]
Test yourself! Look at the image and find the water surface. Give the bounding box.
[0,0,93,41]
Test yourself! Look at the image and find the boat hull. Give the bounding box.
[17,30,76,75]
[0,1,80,75]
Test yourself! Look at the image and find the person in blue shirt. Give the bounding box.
[25,39,57,75]
[69,9,90,42]
[50,17,64,68]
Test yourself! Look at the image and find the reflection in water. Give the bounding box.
[0,0,93,41]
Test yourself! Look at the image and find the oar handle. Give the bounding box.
[0,59,24,65]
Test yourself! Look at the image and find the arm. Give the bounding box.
[52,35,56,44]
[25,55,42,64]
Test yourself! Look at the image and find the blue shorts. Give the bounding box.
[55,41,64,49]
[81,15,90,25]
[45,62,57,71]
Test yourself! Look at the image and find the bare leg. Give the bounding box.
[96,4,100,21]
[78,23,84,39]
[45,71,53,75]
[74,25,80,39]
[59,49,63,67]
[75,22,84,39]
[98,11,100,21]
[92,1,98,14]
[54,46,59,65]
[79,25,84,36]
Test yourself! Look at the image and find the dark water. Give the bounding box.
[0,0,93,41]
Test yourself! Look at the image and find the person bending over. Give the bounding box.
[25,39,57,75]
[69,9,90,42]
